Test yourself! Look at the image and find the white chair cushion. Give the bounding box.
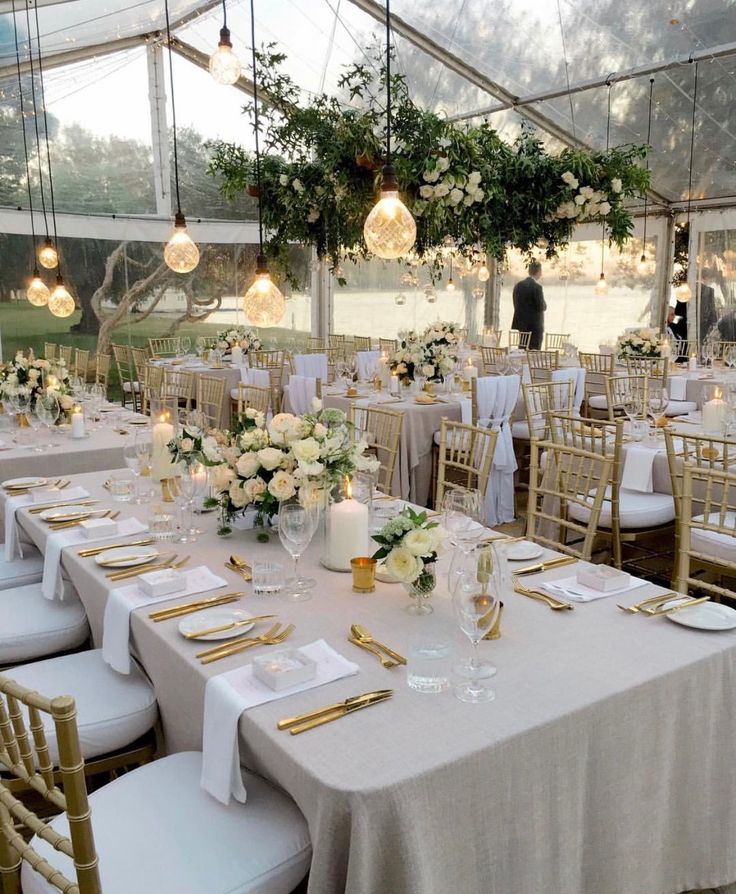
[568,486,675,529]
[21,752,311,894]
[511,420,530,439]
[587,394,608,409]
[0,583,88,664]
[9,649,157,761]
[122,381,141,392]
[664,400,698,417]
[0,545,43,589]
[230,387,241,400]
[690,512,736,563]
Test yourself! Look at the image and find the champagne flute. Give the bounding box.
[647,387,669,432]
[278,501,320,602]
[451,564,496,703]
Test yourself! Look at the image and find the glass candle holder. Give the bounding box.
[149,395,179,481]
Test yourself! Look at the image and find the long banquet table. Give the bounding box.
[7,468,736,894]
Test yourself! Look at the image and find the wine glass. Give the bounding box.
[621,390,642,427]
[195,337,206,360]
[442,486,481,554]
[278,501,320,602]
[174,463,206,541]
[35,393,60,448]
[648,387,669,431]
[451,563,497,703]
[134,431,153,503]
[180,336,191,357]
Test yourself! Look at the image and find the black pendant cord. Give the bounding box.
[164,0,183,219]
[23,1,49,244]
[222,0,228,29]
[11,0,37,270]
[641,77,654,256]
[33,0,60,274]
[385,0,391,167]
[249,0,265,260]
[601,81,612,275]
[685,61,699,230]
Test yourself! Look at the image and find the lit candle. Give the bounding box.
[661,342,671,359]
[151,410,175,480]
[463,359,478,381]
[390,375,400,394]
[703,388,727,433]
[689,353,698,371]
[231,346,244,366]
[46,374,58,390]
[328,480,369,571]
[70,405,85,438]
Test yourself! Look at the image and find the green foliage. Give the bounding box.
[208,48,651,284]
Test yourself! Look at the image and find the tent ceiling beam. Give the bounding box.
[344,0,673,206]
[0,0,74,10]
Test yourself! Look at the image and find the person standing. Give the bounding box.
[697,268,718,343]
[512,260,546,350]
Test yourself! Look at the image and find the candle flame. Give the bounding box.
[73,405,81,414]
[158,411,170,423]
[715,387,722,399]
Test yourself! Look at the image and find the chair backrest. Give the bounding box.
[435,419,497,508]
[72,348,90,380]
[249,349,284,369]
[604,374,648,421]
[130,345,149,379]
[0,673,102,894]
[480,346,508,375]
[521,380,574,441]
[349,404,403,497]
[94,354,111,388]
[508,330,531,350]
[162,369,194,420]
[378,338,398,355]
[306,338,325,353]
[527,350,560,380]
[354,336,372,352]
[148,337,181,358]
[544,332,570,350]
[141,363,164,415]
[43,342,57,360]
[288,375,321,416]
[472,374,520,427]
[664,429,736,520]
[196,375,226,429]
[57,345,73,366]
[111,343,136,408]
[624,356,668,385]
[293,353,328,381]
[236,383,271,419]
[578,351,615,374]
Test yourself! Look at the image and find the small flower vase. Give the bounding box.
[403,562,436,615]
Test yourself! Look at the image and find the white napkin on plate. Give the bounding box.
[621,445,658,493]
[201,639,359,805]
[102,565,227,674]
[42,517,148,602]
[541,573,647,602]
[4,486,90,561]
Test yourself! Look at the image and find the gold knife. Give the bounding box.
[514,556,578,576]
[277,690,394,731]
[97,551,160,567]
[642,595,710,616]
[79,538,155,557]
[183,614,277,638]
[149,592,244,621]
[288,691,394,735]
[30,500,98,514]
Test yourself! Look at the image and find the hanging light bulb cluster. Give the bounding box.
[363,0,416,260]
[163,0,199,274]
[638,77,656,277]
[209,0,241,85]
[242,0,285,327]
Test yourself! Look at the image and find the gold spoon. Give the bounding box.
[228,555,253,581]
[350,624,407,665]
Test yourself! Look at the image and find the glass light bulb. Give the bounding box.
[636,253,650,276]
[446,278,456,292]
[48,282,75,318]
[472,287,485,300]
[363,190,416,259]
[477,264,490,282]
[675,282,692,302]
[38,241,58,269]
[26,275,50,307]
[209,43,241,85]
[164,224,200,274]
[594,274,609,296]
[244,273,286,326]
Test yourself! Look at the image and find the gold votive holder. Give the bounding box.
[346,387,358,397]
[462,379,471,392]
[351,557,377,593]
[423,382,435,394]
[482,601,504,640]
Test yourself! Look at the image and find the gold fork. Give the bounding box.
[616,592,684,613]
[512,576,574,610]
[198,623,295,664]
[195,622,282,658]
[50,510,120,531]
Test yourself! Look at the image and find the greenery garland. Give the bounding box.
[209,48,651,286]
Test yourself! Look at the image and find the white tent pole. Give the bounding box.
[147,44,172,219]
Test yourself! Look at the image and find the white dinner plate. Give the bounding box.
[667,601,736,631]
[178,608,256,641]
[505,540,544,561]
[40,505,93,522]
[95,546,161,569]
[3,477,47,489]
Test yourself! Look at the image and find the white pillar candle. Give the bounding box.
[151,412,175,480]
[689,354,698,371]
[390,375,400,394]
[328,494,369,571]
[463,362,478,381]
[661,343,671,359]
[703,395,728,433]
[231,346,244,366]
[70,407,85,438]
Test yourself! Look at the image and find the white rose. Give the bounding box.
[580,186,594,198]
[385,547,422,583]
[268,413,297,445]
[257,446,285,471]
[599,201,611,215]
[313,422,328,440]
[228,481,248,508]
[179,437,194,453]
[473,189,484,201]
[561,170,579,188]
[59,395,74,411]
[292,178,304,193]
[448,188,464,206]
[468,170,482,185]
[279,174,288,186]
[236,452,261,478]
[202,436,223,464]
[403,528,435,557]
[298,480,324,509]
[436,155,450,172]
[423,168,440,183]
[422,363,435,377]
[243,476,267,504]
[268,470,296,501]
[307,206,320,223]
[574,194,586,205]
[419,184,434,199]
[434,182,450,198]
[292,437,321,465]
[463,193,475,206]
[611,177,622,193]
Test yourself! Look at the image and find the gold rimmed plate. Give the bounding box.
[39,505,93,523]
[3,476,47,489]
[95,546,161,569]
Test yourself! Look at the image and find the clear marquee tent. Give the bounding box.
[1,0,736,355]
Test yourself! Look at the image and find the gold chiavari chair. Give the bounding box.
[250,350,288,413]
[42,342,56,360]
[72,348,90,381]
[93,354,111,390]
[435,419,497,509]
[328,333,346,353]
[603,374,649,422]
[111,344,140,410]
[578,351,615,417]
[148,336,181,358]
[508,330,531,350]
[306,337,325,353]
[527,350,560,383]
[140,363,163,416]
[624,355,668,386]
[378,338,397,355]
[195,375,226,430]
[518,380,574,441]
[354,336,372,352]
[480,346,508,375]
[544,332,570,350]
[57,345,73,367]
[349,404,403,497]
[235,383,271,420]
[162,369,194,421]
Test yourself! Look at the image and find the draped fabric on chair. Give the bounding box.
[475,374,521,525]
[356,350,381,381]
[293,353,329,380]
[288,375,320,415]
[551,367,585,416]
[240,367,271,389]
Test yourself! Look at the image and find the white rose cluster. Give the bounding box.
[550,171,616,223]
[616,327,664,359]
[418,158,484,215]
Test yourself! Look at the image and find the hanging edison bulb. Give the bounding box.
[209,27,241,85]
[675,281,692,302]
[594,272,609,296]
[244,255,286,326]
[164,212,200,273]
[26,269,50,307]
[472,287,485,300]
[48,276,75,318]
[38,238,58,270]
[446,277,456,292]
[477,263,490,282]
[637,252,654,276]
[363,166,416,260]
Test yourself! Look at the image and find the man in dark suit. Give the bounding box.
[511,260,546,350]
[698,268,718,343]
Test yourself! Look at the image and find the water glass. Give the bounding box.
[149,504,176,541]
[109,470,135,502]
[407,623,454,694]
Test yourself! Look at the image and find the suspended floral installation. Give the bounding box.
[209,49,651,285]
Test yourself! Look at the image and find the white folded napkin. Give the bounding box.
[541,573,647,602]
[4,486,90,561]
[42,517,148,602]
[201,639,359,805]
[102,565,227,674]
[621,445,658,493]
[668,377,688,401]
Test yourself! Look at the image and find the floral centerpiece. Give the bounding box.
[616,328,665,359]
[391,321,460,383]
[216,326,262,354]
[0,353,73,412]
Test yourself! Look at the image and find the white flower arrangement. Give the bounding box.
[416,151,485,216]
[371,507,445,585]
[216,326,262,353]
[390,321,461,383]
[0,354,72,410]
[549,171,615,223]
[616,328,665,359]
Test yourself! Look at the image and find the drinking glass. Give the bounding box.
[621,391,641,428]
[278,502,320,602]
[69,375,85,400]
[174,463,207,542]
[180,336,191,356]
[442,486,481,555]
[647,388,669,430]
[195,337,206,360]
[35,393,60,448]
[447,545,498,682]
[451,565,497,703]
[251,558,286,596]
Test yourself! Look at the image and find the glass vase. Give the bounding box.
[403,562,436,615]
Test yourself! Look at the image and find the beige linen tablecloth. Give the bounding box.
[156,360,240,428]
[323,389,463,505]
[10,469,736,894]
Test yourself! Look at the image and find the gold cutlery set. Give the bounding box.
[277,690,394,735]
[617,592,710,615]
[4,479,70,496]
[512,575,574,611]
[149,593,244,621]
[225,555,253,581]
[347,624,406,667]
[30,499,98,514]
[197,623,295,665]
[106,555,190,582]
[78,538,155,558]
[48,510,121,531]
